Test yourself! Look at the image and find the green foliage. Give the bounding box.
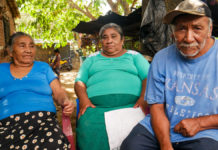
[82,43,97,56]
[123,37,140,51]
[15,0,141,48]
[16,0,102,48]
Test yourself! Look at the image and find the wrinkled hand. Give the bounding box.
[62,100,74,117]
[78,100,96,119]
[133,97,148,115]
[174,118,201,137]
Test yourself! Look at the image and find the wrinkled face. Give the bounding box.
[101,28,124,56]
[173,15,212,59]
[11,36,36,65]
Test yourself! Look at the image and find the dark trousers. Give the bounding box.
[121,124,218,150]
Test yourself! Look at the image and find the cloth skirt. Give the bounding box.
[76,94,138,150]
[0,111,70,150]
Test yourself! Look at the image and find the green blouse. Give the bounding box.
[75,50,150,98]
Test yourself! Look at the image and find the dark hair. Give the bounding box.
[99,23,124,39]
[54,49,60,53]
[8,32,33,52]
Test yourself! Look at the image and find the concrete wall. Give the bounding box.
[35,44,71,63]
[35,44,81,70]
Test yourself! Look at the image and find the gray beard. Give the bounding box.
[179,48,201,57]
[176,38,206,58]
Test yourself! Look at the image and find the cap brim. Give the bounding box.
[163,10,205,24]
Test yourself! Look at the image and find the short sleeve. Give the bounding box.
[145,53,166,104]
[75,57,92,84]
[46,65,57,83]
[133,53,150,80]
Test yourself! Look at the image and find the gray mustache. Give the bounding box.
[179,43,198,48]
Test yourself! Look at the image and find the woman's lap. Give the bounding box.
[77,94,138,150]
[0,111,70,150]
[76,107,111,150]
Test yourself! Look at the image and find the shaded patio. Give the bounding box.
[73,7,142,38]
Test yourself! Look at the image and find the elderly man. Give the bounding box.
[121,0,218,150]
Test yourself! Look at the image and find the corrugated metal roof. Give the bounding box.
[7,0,20,18]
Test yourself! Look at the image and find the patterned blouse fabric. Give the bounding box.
[0,111,70,150]
[75,50,150,98]
[0,61,57,120]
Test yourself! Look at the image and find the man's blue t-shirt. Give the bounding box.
[140,39,218,142]
[0,61,57,120]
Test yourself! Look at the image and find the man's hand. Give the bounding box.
[78,100,96,119]
[62,100,74,117]
[160,144,174,150]
[174,118,201,137]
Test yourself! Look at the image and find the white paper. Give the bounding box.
[104,107,145,150]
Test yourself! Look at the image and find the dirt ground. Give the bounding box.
[56,69,79,134]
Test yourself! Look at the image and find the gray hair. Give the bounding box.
[99,23,124,39]
[8,32,34,52]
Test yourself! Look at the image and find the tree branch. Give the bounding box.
[107,0,119,13]
[130,0,138,10]
[120,0,130,15]
[68,0,96,20]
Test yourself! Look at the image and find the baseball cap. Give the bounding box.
[163,0,211,24]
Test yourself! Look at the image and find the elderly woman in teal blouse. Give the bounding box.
[74,23,150,150]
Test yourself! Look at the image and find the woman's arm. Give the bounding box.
[50,79,74,116]
[134,79,148,114]
[74,81,96,118]
[150,104,174,150]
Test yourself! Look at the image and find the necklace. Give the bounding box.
[11,63,32,80]
[13,75,28,80]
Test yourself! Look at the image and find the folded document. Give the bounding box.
[104,107,145,150]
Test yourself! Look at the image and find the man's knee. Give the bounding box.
[121,135,140,150]
[177,138,218,150]
[120,124,160,150]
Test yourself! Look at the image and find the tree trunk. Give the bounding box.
[120,0,130,15]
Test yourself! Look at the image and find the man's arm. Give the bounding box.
[74,81,95,118]
[174,114,218,137]
[150,104,174,150]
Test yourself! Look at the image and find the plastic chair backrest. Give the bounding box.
[62,112,76,150]
[76,98,80,118]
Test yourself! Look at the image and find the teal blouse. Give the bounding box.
[75,50,150,98]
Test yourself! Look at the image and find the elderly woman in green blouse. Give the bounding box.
[74,23,150,150]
